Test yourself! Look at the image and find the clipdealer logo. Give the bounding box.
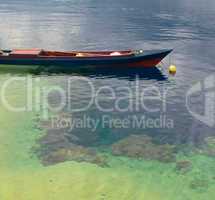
[186,75,215,127]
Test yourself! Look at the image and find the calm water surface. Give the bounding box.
[0,0,215,145]
[1,0,215,199]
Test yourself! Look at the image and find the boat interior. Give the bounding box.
[0,49,134,57]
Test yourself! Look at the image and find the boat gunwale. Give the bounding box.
[0,49,172,60]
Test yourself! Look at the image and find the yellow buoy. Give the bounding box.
[169,65,176,75]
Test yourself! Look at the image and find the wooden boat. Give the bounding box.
[0,49,172,67]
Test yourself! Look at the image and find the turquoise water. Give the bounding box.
[0,0,215,199]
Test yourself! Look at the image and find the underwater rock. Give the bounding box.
[35,114,107,167]
[37,129,73,153]
[39,113,99,146]
[90,154,108,167]
[189,178,209,191]
[111,135,176,163]
[175,160,192,174]
[66,129,99,147]
[41,148,69,165]
[40,144,107,167]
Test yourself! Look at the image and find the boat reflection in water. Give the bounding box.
[0,64,167,81]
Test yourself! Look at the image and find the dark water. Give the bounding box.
[0,0,215,146]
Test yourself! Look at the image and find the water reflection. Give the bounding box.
[0,65,167,81]
[40,66,167,81]
[0,0,215,147]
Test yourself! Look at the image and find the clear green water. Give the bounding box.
[0,73,215,199]
[1,0,215,199]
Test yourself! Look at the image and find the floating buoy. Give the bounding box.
[169,65,176,75]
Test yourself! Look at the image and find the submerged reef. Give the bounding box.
[35,117,107,167]
[35,114,214,169]
[111,135,176,162]
[38,113,99,146]
[175,160,192,174]
[38,143,107,167]
[189,178,209,191]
